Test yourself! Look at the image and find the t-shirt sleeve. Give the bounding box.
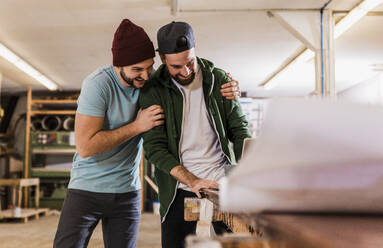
[76,78,107,117]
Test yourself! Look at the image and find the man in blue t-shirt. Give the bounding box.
[54,19,241,248]
[53,19,163,248]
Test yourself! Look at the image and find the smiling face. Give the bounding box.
[117,58,154,88]
[161,48,197,86]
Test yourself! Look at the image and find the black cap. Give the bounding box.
[157,21,195,54]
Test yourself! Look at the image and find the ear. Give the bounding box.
[159,53,166,64]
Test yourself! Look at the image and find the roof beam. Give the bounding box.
[260,0,383,91]
[171,0,179,16]
[0,72,3,120]
[267,10,320,52]
[334,10,383,16]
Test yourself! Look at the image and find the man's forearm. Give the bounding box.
[170,165,198,188]
[78,121,141,158]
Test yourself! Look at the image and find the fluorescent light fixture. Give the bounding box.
[0,43,58,90]
[263,0,383,90]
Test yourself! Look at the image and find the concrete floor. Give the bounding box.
[0,211,161,248]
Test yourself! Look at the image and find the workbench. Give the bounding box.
[0,178,50,223]
[0,178,40,209]
[185,189,383,248]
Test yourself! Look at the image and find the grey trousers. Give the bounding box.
[53,189,141,248]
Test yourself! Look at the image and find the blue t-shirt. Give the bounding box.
[68,65,142,193]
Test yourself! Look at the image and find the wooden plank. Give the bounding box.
[11,188,16,207]
[184,197,257,235]
[20,178,39,187]
[0,178,39,187]
[259,214,383,248]
[199,188,383,248]
[31,110,76,115]
[17,186,22,208]
[213,211,383,248]
[0,147,17,156]
[201,189,258,234]
[184,197,223,222]
[24,87,32,207]
[32,148,76,154]
[0,208,49,223]
[32,99,77,105]
[35,184,40,209]
[144,175,158,193]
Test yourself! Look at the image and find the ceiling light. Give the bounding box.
[0,43,58,91]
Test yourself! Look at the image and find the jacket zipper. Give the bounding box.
[161,85,184,223]
[208,74,232,164]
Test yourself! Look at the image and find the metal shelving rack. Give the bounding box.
[23,87,77,208]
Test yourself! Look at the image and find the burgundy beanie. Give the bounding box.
[112,19,155,66]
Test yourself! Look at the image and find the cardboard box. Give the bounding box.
[9,157,22,173]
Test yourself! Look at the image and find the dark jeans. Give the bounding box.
[53,189,141,248]
[161,189,231,248]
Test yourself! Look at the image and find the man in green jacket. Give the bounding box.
[139,21,251,248]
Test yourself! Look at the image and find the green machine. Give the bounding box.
[30,131,75,210]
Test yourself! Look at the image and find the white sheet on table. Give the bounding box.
[220,98,383,213]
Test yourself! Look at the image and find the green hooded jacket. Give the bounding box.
[139,57,251,222]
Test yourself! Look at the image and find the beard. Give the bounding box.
[172,72,196,86]
[120,69,146,89]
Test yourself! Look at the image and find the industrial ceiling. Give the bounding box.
[0,0,382,97]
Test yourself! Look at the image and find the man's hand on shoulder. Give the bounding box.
[134,105,164,133]
[220,73,241,100]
